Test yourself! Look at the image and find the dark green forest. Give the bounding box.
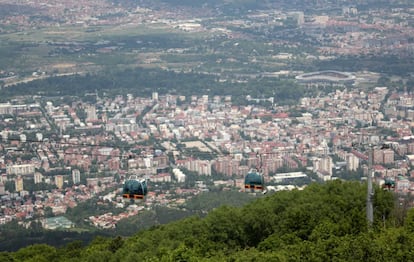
[0,67,305,105]
[2,180,414,261]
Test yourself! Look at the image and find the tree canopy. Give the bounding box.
[4,180,414,261]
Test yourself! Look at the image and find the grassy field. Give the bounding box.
[0,19,371,89]
[0,22,216,82]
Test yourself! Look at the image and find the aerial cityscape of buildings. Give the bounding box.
[0,79,414,228]
[0,0,414,231]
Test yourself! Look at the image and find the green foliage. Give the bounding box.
[0,67,306,106]
[315,55,414,76]
[114,206,195,236]
[113,210,158,236]
[0,220,110,254]
[61,240,83,261]
[3,181,413,261]
[13,244,58,262]
[405,208,414,232]
[22,179,57,192]
[0,252,14,262]
[4,180,15,192]
[81,237,113,262]
[183,191,255,213]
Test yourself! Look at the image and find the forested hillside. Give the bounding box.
[2,180,414,261]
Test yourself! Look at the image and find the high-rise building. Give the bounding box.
[0,103,12,115]
[408,143,414,154]
[36,132,43,142]
[383,149,394,164]
[72,169,81,184]
[46,101,54,114]
[34,172,43,184]
[320,156,333,176]
[86,105,97,122]
[173,168,186,182]
[15,176,24,192]
[6,164,35,176]
[0,174,6,183]
[296,11,305,25]
[0,130,8,142]
[212,157,236,177]
[373,149,384,164]
[152,92,158,101]
[201,95,209,104]
[144,156,153,168]
[373,148,395,164]
[314,157,333,176]
[0,183,5,195]
[346,153,359,171]
[55,175,64,189]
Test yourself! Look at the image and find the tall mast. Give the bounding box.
[367,145,374,227]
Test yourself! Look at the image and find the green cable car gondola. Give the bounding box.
[244,168,265,193]
[383,177,395,191]
[122,175,148,199]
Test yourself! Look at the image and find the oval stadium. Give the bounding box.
[295,70,356,84]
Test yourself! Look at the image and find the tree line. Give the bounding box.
[0,67,305,106]
[3,180,414,261]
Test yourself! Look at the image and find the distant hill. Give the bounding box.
[3,180,414,261]
[118,0,411,12]
[115,0,265,9]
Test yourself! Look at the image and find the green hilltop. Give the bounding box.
[2,180,414,261]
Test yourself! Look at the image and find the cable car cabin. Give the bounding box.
[382,177,395,191]
[122,175,148,199]
[244,169,265,193]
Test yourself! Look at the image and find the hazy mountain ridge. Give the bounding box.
[120,0,413,12]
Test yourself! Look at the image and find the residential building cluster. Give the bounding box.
[1,0,414,231]
[1,81,414,228]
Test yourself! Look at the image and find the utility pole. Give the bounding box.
[356,133,385,228]
[367,145,374,227]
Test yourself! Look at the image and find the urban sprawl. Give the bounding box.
[0,0,414,230]
[0,81,414,229]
